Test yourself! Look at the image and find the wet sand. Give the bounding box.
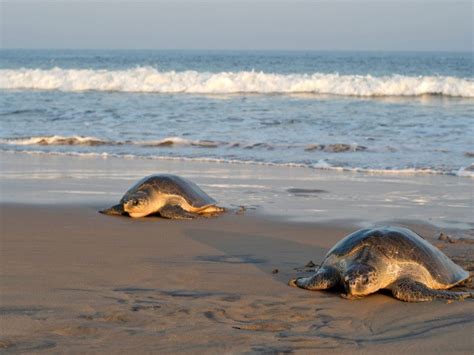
[1,151,473,230]
[1,203,473,354]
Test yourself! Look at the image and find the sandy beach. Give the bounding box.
[2,2,473,353]
[1,153,473,354]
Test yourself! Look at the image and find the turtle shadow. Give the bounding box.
[185,228,326,284]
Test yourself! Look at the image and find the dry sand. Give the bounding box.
[1,203,473,354]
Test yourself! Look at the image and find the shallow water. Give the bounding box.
[1,50,473,176]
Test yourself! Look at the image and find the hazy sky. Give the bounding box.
[1,1,472,51]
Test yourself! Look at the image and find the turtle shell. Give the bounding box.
[325,226,469,286]
[120,174,216,208]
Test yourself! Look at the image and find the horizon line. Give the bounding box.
[1,48,471,53]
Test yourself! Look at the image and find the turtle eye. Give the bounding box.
[132,200,140,206]
[361,275,369,284]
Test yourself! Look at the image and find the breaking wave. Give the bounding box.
[0,135,369,152]
[0,135,111,146]
[2,136,472,178]
[0,135,221,148]
[1,67,473,97]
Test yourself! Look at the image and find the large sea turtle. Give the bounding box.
[289,227,473,302]
[100,174,225,219]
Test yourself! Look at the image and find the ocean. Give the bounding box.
[1,50,473,177]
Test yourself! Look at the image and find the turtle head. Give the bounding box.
[343,264,379,297]
[123,192,153,218]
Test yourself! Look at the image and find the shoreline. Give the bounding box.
[2,148,473,179]
[1,151,473,230]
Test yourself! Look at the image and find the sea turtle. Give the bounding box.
[289,227,473,302]
[99,174,225,219]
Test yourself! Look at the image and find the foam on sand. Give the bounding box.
[1,67,473,97]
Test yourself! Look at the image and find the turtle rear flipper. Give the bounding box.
[159,205,198,220]
[99,204,125,216]
[390,278,474,302]
[289,266,340,290]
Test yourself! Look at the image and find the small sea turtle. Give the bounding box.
[289,227,473,302]
[100,174,225,219]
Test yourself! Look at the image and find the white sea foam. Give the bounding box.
[3,149,472,178]
[0,135,110,146]
[0,135,368,152]
[140,137,222,148]
[0,135,227,150]
[1,67,473,97]
[456,165,474,178]
[139,137,193,146]
[0,135,219,148]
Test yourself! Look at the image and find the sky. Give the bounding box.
[1,1,472,51]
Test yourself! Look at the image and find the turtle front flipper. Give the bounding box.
[159,205,198,220]
[390,278,474,302]
[289,266,340,290]
[200,205,226,218]
[99,204,125,216]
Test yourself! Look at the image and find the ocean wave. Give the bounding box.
[0,135,223,148]
[0,135,111,146]
[304,143,367,153]
[0,135,370,152]
[1,67,473,97]
[140,137,222,148]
